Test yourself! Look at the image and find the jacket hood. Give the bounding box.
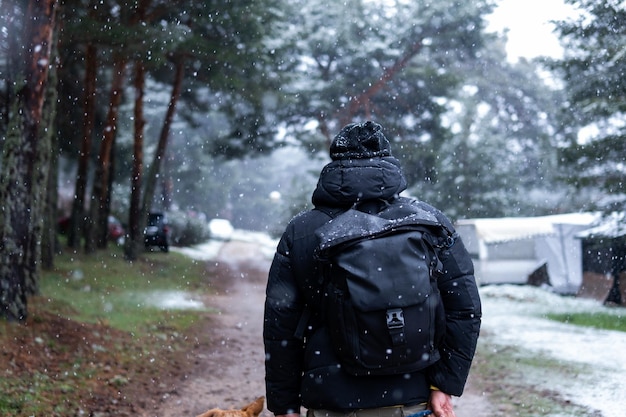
[311,156,407,207]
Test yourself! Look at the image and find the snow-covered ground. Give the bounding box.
[172,229,278,262]
[480,284,626,417]
[158,230,278,311]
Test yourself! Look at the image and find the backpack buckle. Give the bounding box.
[386,308,407,346]
[386,308,405,329]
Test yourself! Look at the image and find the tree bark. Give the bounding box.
[40,5,61,270]
[68,42,97,249]
[137,55,185,250]
[85,56,126,253]
[123,0,160,260]
[0,0,57,322]
[124,61,146,260]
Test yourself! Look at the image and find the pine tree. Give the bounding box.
[552,0,626,207]
[0,0,58,322]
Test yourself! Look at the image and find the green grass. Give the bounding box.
[40,244,211,333]
[0,243,215,416]
[472,339,597,416]
[546,311,626,332]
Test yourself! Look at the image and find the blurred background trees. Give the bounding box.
[550,0,626,210]
[1,0,624,320]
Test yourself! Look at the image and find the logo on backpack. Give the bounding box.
[313,201,452,376]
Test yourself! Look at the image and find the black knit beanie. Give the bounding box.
[329,121,391,160]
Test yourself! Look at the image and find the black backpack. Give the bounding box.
[311,199,454,376]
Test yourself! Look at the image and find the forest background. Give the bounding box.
[0,0,624,321]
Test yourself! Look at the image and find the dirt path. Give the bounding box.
[151,239,492,417]
[150,240,272,417]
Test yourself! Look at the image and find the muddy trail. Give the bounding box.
[151,240,492,417]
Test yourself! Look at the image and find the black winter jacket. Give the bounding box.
[264,157,481,414]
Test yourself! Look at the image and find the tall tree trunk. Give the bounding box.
[40,5,61,270]
[68,42,97,249]
[1,0,15,129]
[85,56,126,253]
[138,56,185,249]
[0,103,29,321]
[97,147,116,249]
[123,0,153,260]
[0,0,57,322]
[124,61,146,260]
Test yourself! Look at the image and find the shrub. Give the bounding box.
[167,211,211,246]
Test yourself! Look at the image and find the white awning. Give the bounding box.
[457,213,600,244]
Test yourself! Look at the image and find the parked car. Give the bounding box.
[208,218,234,241]
[107,215,125,243]
[144,212,169,252]
[57,215,125,244]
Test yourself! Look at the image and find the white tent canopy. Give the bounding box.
[457,213,600,244]
[456,213,601,293]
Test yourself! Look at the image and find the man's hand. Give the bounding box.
[428,390,456,417]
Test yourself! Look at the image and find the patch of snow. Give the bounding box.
[481,285,626,417]
[172,229,278,262]
[230,229,279,260]
[172,240,225,261]
[140,290,205,310]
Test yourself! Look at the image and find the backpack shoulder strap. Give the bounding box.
[294,306,312,339]
[294,206,344,340]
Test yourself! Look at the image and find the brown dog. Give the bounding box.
[196,396,265,417]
